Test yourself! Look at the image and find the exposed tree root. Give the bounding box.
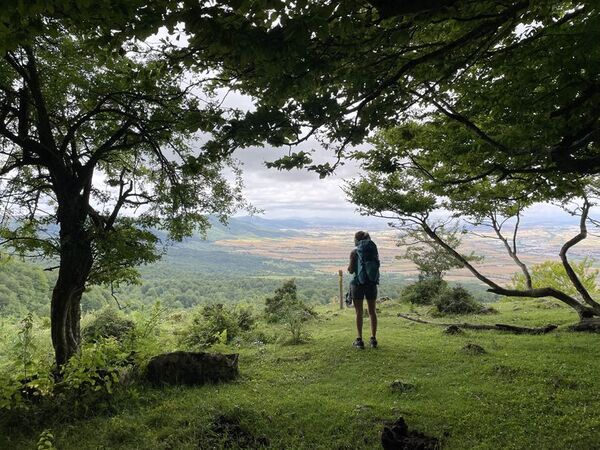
[569,319,600,332]
[397,313,558,334]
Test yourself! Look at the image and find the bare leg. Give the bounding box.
[367,298,377,338]
[354,298,364,339]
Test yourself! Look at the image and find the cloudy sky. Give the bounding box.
[231,143,365,220]
[210,90,376,223]
[229,143,595,228]
[209,92,593,228]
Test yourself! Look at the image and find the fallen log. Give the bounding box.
[397,313,557,334]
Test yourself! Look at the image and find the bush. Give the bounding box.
[265,279,297,321]
[401,277,447,305]
[82,308,135,343]
[265,279,315,322]
[181,304,256,349]
[236,306,256,332]
[434,286,482,315]
[59,337,133,397]
[281,305,313,345]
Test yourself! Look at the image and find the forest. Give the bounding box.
[1,1,600,448]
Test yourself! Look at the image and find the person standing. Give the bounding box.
[348,231,380,349]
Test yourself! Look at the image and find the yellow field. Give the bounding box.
[215,226,600,284]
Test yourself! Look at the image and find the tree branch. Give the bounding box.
[559,198,600,310]
[397,313,557,334]
[418,219,592,315]
[490,211,532,289]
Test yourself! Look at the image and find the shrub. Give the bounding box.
[401,277,447,305]
[265,279,297,321]
[434,286,482,314]
[236,306,256,332]
[82,308,135,343]
[59,337,132,396]
[181,304,256,349]
[265,279,315,322]
[281,305,313,345]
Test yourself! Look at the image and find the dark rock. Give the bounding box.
[443,325,463,335]
[550,376,579,390]
[378,296,392,303]
[491,364,519,379]
[145,351,238,386]
[461,343,486,355]
[381,417,439,450]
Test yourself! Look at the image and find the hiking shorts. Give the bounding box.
[350,283,378,302]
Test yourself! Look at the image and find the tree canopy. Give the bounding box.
[5,2,598,182]
[171,1,600,184]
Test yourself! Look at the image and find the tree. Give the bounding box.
[4,2,598,182]
[265,279,299,323]
[346,166,600,325]
[396,223,476,279]
[395,223,479,306]
[0,28,243,367]
[168,1,600,184]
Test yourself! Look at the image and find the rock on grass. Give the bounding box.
[443,325,463,335]
[145,351,239,386]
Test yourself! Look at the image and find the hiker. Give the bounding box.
[348,230,380,349]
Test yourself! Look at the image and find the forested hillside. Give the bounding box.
[0,216,409,315]
[0,257,52,316]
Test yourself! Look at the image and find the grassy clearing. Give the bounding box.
[3,299,600,449]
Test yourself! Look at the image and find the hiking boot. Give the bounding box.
[353,338,365,349]
[370,337,378,348]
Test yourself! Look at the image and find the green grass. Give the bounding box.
[4,299,600,449]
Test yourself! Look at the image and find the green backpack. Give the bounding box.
[355,239,380,285]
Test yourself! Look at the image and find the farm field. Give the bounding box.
[214,226,600,284]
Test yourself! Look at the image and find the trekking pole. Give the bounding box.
[338,269,343,309]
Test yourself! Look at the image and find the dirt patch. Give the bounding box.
[390,380,416,393]
[443,325,463,335]
[549,376,579,390]
[490,364,520,380]
[381,417,439,450]
[210,414,269,449]
[461,343,486,355]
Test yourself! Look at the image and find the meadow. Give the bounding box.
[2,296,600,449]
[1,220,599,449]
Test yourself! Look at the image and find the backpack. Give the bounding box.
[355,239,380,285]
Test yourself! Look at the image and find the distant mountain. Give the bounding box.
[233,215,391,231]
[234,216,312,230]
[205,216,299,240]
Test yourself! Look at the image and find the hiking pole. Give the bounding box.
[338,269,343,309]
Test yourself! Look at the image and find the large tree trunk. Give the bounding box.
[51,205,93,368]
